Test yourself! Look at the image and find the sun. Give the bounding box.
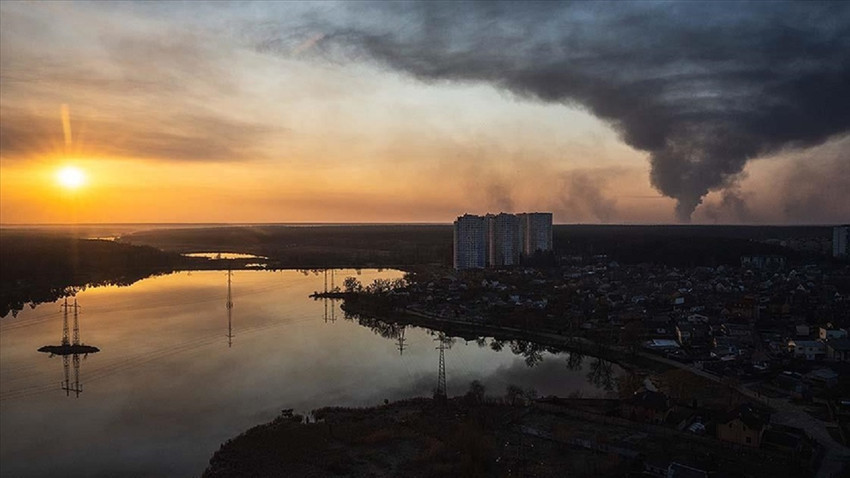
[56,166,87,190]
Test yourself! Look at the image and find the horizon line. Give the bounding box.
[0,222,845,228]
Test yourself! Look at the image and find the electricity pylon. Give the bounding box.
[39,298,98,398]
[61,299,83,396]
[322,269,337,324]
[434,334,448,401]
[226,269,235,347]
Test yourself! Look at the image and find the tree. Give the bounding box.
[619,320,643,354]
[566,351,584,371]
[505,384,525,406]
[343,276,362,293]
[465,380,486,405]
[586,358,615,391]
[616,371,644,398]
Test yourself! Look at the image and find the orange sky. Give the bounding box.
[1,1,847,224]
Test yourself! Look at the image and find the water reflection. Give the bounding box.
[342,309,618,394]
[586,357,616,391]
[182,252,266,260]
[1,270,619,478]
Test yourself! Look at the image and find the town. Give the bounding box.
[324,219,850,477]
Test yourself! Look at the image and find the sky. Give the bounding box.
[1,1,848,224]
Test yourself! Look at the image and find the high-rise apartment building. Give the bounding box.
[835,225,849,258]
[453,214,488,269]
[454,212,553,269]
[518,212,553,255]
[488,213,521,266]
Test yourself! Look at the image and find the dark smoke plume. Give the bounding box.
[278,2,850,221]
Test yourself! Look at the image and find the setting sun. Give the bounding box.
[56,165,86,189]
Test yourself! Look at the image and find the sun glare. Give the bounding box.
[56,166,86,189]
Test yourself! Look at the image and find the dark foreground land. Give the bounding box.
[203,395,805,478]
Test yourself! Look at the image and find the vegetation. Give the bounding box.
[0,231,200,317]
[122,225,453,268]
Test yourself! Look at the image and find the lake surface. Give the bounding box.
[0,270,618,477]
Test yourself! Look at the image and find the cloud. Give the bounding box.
[0,106,282,162]
[268,1,850,221]
[0,2,274,163]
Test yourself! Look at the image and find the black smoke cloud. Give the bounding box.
[277,1,850,221]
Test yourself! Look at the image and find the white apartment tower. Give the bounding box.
[518,212,553,255]
[488,213,521,266]
[453,214,488,269]
[454,212,553,269]
[835,225,849,259]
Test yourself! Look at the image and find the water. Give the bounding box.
[0,270,618,477]
[181,252,267,260]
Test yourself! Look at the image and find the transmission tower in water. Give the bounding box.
[38,298,99,398]
[321,268,337,323]
[226,269,235,347]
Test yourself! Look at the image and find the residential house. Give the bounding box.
[622,390,671,424]
[787,340,826,360]
[677,321,709,347]
[826,338,850,362]
[716,403,769,447]
[819,327,848,340]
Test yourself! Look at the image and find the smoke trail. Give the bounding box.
[272,2,850,221]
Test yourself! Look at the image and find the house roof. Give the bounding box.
[718,403,769,429]
[827,338,850,352]
[629,390,669,412]
[763,429,803,449]
[789,340,824,348]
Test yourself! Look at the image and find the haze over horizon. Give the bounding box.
[1,1,848,225]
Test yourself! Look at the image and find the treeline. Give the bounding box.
[123,225,454,268]
[122,224,830,270]
[553,224,829,267]
[0,232,197,317]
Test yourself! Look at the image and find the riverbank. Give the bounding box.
[339,300,672,374]
[203,395,803,478]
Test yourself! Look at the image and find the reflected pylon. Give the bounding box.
[396,326,407,355]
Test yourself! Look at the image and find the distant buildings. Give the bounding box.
[519,212,554,255]
[453,214,488,270]
[740,255,786,270]
[488,213,521,267]
[834,225,849,258]
[453,212,553,269]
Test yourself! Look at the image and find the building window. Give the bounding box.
[746,436,751,444]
